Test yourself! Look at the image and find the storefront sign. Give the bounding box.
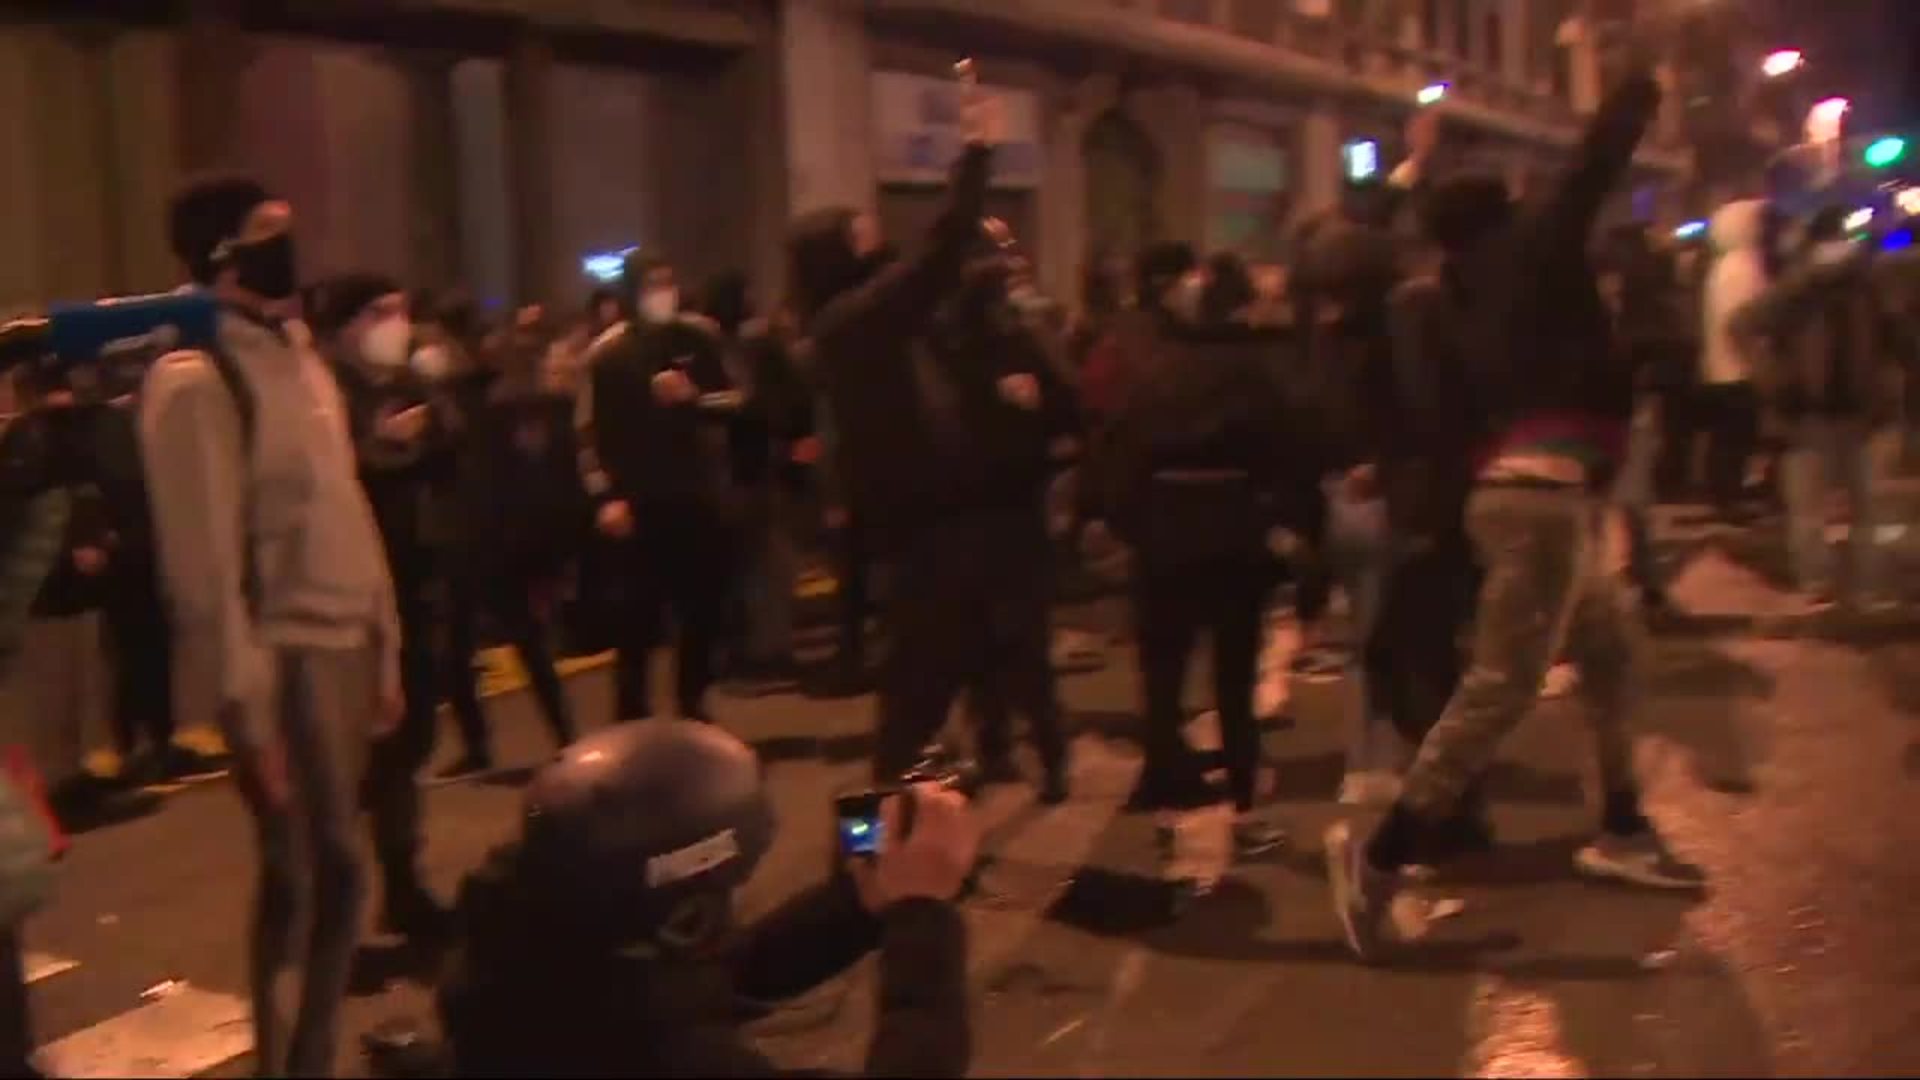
[871,71,1043,190]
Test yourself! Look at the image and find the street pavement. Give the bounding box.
[19,505,1920,1077]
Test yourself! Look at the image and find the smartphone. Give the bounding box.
[835,790,887,858]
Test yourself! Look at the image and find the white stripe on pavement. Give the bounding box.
[37,983,250,1080]
[22,952,77,985]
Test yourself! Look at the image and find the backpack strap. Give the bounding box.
[199,345,262,618]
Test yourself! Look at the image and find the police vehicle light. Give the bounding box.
[1845,208,1875,233]
[1343,139,1380,182]
[1672,220,1707,241]
[1417,82,1449,106]
[1864,136,1908,169]
[1882,229,1913,253]
[582,246,639,284]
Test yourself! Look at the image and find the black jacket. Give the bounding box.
[332,361,452,584]
[1091,316,1327,557]
[438,845,970,1078]
[1,407,144,619]
[796,146,993,552]
[584,318,736,509]
[443,373,589,578]
[1436,65,1662,454]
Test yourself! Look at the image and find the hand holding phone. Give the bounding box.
[842,784,978,912]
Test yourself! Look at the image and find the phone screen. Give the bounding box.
[838,811,884,857]
[835,791,885,858]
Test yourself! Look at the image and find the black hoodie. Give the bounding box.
[1423,64,1661,482]
[788,146,993,551]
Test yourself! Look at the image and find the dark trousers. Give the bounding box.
[447,566,574,756]
[964,523,1067,778]
[1132,557,1270,812]
[103,586,173,757]
[1698,382,1758,511]
[0,928,30,1077]
[835,516,871,671]
[873,509,1061,781]
[614,501,732,721]
[361,573,440,916]
[1365,535,1478,751]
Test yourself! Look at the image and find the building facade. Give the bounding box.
[0,0,1686,321]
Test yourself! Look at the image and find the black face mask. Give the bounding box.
[228,233,299,302]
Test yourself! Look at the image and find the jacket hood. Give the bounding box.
[1709,199,1769,256]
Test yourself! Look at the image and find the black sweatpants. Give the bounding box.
[873,507,1063,782]
[964,518,1067,779]
[447,565,574,755]
[613,500,734,722]
[1132,557,1270,813]
[103,584,173,758]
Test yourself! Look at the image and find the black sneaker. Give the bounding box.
[1574,829,1707,891]
[158,745,229,782]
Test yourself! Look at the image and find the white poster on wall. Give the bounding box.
[870,71,1043,190]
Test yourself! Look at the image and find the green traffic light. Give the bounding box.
[1865,136,1908,168]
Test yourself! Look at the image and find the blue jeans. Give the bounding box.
[1779,417,1887,599]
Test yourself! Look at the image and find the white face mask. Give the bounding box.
[640,287,680,324]
[412,344,451,381]
[362,316,413,369]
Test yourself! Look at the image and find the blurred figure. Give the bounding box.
[582,255,739,723]
[1327,58,1702,963]
[439,304,581,772]
[313,274,451,943]
[1732,207,1912,611]
[1088,242,1325,857]
[701,273,810,693]
[143,175,400,1076]
[1698,198,1775,521]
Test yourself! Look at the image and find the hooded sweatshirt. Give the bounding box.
[788,146,992,551]
[1429,65,1662,487]
[1700,199,1772,386]
[140,309,401,748]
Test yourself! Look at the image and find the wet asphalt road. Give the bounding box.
[22,507,1920,1077]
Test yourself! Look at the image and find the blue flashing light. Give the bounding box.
[582,246,639,284]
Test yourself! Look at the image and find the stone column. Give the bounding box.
[1039,73,1117,311]
[176,0,249,173]
[403,50,462,290]
[503,27,556,303]
[778,0,875,219]
[1299,97,1342,216]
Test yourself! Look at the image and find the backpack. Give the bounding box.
[199,346,262,614]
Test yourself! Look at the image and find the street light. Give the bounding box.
[1416,82,1449,106]
[1761,49,1804,78]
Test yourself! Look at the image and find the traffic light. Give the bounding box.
[1864,136,1908,169]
